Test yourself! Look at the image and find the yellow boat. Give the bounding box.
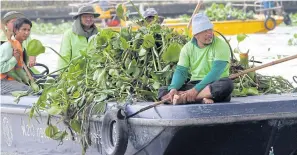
[98,15,283,36]
[163,15,284,35]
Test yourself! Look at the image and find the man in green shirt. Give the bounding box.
[58,5,99,69]
[159,13,234,104]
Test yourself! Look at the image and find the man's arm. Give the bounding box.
[194,60,227,91]
[168,44,190,90]
[168,65,189,90]
[0,43,17,73]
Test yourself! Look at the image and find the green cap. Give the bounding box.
[2,11,25,24]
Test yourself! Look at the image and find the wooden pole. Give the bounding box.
[127,98,170,118]
[187,0,203,29]
[229,53,297,79]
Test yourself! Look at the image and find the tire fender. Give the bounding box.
[101,109,128,155]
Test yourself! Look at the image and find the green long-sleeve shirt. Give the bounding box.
[0,42,19,73]
[168,36,230,91]
[168,61,227,92]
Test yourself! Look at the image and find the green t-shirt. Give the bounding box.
[177,36,230,81]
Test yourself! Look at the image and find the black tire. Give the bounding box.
[101,110,128,155]
[284,14,292,26]
[264,17,277,31]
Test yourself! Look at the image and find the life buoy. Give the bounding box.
[101,109,128,155]
[264,17,277,31]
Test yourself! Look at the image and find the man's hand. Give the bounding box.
[184,88,199,102]
[161,89,178,103]
[13,49,20,61]
[28,56,36,67]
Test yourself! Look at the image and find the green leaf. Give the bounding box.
[52,131,68,141]
[108,69,119,76]
[152,81,161,89]
[288,39,293,46]
[139,48,147,57]
[294,33,297,38]
[92,102,106,114]
[142,34,155,49]
[45,77,55,84]
[29,107,35,118]
[124,57,131,69]
[94,94,108,102]
[96,68,107,88]
[242,87,259,95]
[11,91,28,97]
[162,43,182,62]
[30,82,40,92]
[120,37,129,50]
[116,4,125,21]
[127,59,137,74]
[70,120,81,133]
[72,91,80,99]
[132,67,140,78]
[232,89,247,97]
[45,125,58,138]
[27,39,45,56]
[96,35,108,46]
[47,106,62,115]
[237,34,248,43]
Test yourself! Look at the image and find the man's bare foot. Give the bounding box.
[173,94,187,105]
[202,98,214,104]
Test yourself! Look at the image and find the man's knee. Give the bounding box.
[210,78,234,102]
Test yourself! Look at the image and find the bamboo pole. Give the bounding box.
[187,0,203,29]
[126,98,170,118]
[229,53,297,79]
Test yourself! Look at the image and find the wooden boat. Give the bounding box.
[1,93,297,155]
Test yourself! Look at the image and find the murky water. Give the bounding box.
[32,26,297,86]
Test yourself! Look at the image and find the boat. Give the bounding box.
[163,15,284,35]
[99,15,283,36]
[1,93,297,155]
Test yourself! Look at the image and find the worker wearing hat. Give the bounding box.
[159,13,234,104]
[58,5,100,69]
[138,8,164,26]
[1,11,25,43]
[1,11,37,68]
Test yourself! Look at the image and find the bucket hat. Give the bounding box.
[73,5,100,19]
